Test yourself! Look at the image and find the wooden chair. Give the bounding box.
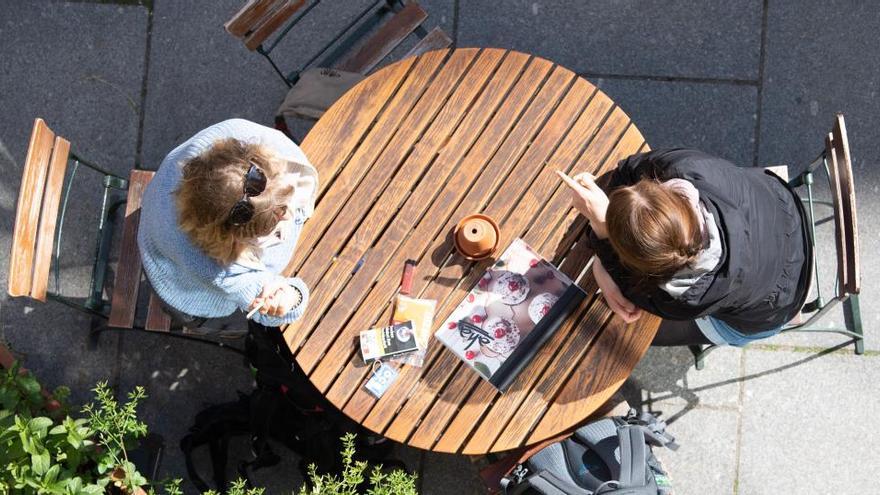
[226,0,452,87]
[690,114,863,369]
[7,118,172,333]
[226,0,452,140]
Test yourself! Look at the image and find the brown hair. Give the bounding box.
[175,138,293,265]
[605,179,703,285]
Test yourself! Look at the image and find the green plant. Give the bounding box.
[83,382,149,491]
[0,362,175,494]
[203,479,264,495]
[297,433,418,495]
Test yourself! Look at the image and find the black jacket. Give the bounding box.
[589,149,811,333]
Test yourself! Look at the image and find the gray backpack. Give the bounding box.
[502,410,677,495]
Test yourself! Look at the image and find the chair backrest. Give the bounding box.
[824,114,860,296]
[336,1,428,74]
[226,0,307,51]
[226,0,450,79]
[8,119,71,302]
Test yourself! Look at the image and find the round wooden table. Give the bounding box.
[288,48,660,455]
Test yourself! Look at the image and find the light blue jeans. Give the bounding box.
[695,316,782,347]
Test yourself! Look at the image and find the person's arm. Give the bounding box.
[583,226,643,322]
[213,268,309,326]
[592,257,642,323]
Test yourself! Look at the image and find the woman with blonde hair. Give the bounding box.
[138,119,317,326]
[561,149,811,346]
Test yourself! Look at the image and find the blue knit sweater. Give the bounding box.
[137,119,313,326]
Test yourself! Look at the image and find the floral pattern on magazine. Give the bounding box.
[437,238,574,380]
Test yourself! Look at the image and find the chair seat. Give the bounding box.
[108,170,171,332]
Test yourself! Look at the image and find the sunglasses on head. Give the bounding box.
[226,162,267,226]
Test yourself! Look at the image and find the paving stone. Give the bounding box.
[420,451,484,494]
[0,0,147,401]
[115,331,256,488]
[627,345,743,413]
[458,0,762,79]
[653,408,739,495]
[593,79,757,165]
[0,0,147,277]
[738,348,880,494]
[140,0,380,168]
[757,0,880,349]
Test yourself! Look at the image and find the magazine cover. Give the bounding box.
[436,238,586,392]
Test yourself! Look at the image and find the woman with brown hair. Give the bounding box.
[138,119,317,326]
[560,149,811,346]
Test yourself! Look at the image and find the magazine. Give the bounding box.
[435,238,586,392]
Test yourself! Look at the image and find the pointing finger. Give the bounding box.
[556,170,585,191]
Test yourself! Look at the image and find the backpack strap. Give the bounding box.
[616,426,647,489]
[624,409,679,451]
[514,470,594,495]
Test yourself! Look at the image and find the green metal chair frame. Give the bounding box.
[7,118,128,318]
[7,119,246,354]
[226,0,425,87]
[689,114,863,369]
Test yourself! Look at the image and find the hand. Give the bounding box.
[250,280,302,317]
[593,259,642,323]
[556,171,609,238]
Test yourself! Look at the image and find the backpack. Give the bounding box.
[502,410,677,495]
[180,321,401,491]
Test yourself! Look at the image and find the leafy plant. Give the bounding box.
[297,433,418,495]
[203,479,264,495]
[83,381,149,491]
[0,361,173,494]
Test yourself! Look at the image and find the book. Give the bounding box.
[435,238,586,392]
[360,321,419,364]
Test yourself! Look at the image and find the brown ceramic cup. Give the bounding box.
[454,214,500,260]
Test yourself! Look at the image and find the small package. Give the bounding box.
[364,362,399,398]
[391,295,436,367]
[360,321,419,364]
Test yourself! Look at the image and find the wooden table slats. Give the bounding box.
[299,55,418,198]
[318,62,572,405]
[320,58,560,409]
[286,49,478,353]
[395,113,636,450]
[382,80,610,442]
[291,49,471,283]
[294,49,509,373]
[287,51,443,277]
[356,73,592,433]
[295,49,658,454]
[301,53,538,384]
[359,77,600,435]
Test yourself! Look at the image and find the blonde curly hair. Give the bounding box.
[175,138,294,265]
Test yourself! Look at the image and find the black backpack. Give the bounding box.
[502,410,677,495]
[180,321,400,491]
